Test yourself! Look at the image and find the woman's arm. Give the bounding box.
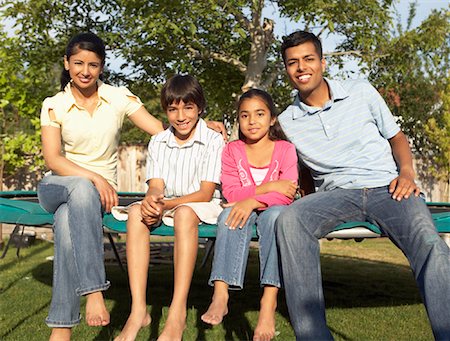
[41,125,118,212]
[128,106,164,135]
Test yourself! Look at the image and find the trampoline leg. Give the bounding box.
[0,224,21,259]
[106,232,126,272]
[200,239,215,269]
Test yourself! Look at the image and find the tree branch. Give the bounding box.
[187,45,247,73]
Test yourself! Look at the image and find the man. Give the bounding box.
[276,30,450,340]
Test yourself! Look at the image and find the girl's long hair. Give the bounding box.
[237,89,288,141]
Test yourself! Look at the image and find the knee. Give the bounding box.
[69,177,100,204]
[173,206,198,231]
[217,207,233,226]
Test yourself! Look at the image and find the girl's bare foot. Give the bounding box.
[86,291,110,327]
[201,292,229,325]
[253,295,277,341]
[157,308,186,341]
[49,327,71,341]
[114,309,151,341]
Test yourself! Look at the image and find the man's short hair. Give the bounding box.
[281,30,323,63]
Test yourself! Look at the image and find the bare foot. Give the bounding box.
[201,293,229,326]
[114,309,151,341]
[157,308,186,341]
[49,327,71,341]
[85,291,110,327]
[253,299,277,341]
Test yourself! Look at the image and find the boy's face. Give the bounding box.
[284,41,326,97]
[166,100,200,143]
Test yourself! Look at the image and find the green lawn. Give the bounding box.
[0,238,433,340]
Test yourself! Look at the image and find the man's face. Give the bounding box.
[284,41,326,97]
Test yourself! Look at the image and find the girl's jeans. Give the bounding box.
[276,186,450,340]
[209,205,285,289]
[38,175,110,327]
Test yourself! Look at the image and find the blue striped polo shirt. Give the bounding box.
[279,78,400,191]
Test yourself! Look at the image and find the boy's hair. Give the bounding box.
[281,30,323,63]
[237,89,288,142]
[61,32,106,90]
[160,74,206,114]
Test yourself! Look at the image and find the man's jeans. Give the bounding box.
[276,186,450,340]
[38,175,110,327]
[209,205,285,289]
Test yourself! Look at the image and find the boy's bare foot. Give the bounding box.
[157,308,186,341]
[201,292,229,326]
[253,298,277,341]
[114,310,151,341]
[86,291,110,327]
[49,327,71,341]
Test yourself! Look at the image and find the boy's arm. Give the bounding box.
[163,181,217,210]
[141,178,165,226]
[388,131,421,201]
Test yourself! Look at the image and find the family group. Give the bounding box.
[37,30,450,341]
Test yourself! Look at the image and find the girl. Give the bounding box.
[114,75,224,341]
[201,89,299,341]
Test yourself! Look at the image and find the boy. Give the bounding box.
[276,30,450,340]
[115,74,224,341]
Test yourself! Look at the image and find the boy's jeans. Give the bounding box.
[276,186,450,340]
[38,175,110,327]
[209,205,285,289]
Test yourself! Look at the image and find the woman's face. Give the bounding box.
[64,48,103,92]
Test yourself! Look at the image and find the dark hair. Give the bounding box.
[281,30,323,63]
[160,74,206,114]
[60,32,106,90]
[237,89,288,141]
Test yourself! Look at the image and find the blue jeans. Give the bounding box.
[38,175,110,327]
[209,205,285,289]
[276,186,450,340]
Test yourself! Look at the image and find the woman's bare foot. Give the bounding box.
[253,294,277,341]
[49,327,71,341]
[85,291,110,327]
[201,291,229,326]
[157,308,186,341]
[114,309,151,341]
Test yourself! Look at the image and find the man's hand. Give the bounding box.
[389,168,420,201]
[272,180,298,199]
[205,120,228,141]
[223,198,263,229]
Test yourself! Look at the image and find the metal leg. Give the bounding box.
[106,232,125,272]
[16,225,26,258]
[200,238,216,268]
[0,224,20,259]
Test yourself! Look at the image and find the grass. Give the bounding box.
[0,238,434,341]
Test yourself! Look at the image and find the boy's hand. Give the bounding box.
[389,168,420,201]
[223,198,261,229]
[273,180,298,199]
[141,193,164,225]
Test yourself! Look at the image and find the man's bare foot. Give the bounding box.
[114,309,151,341]
[253,298,277,341]
[201,292,229,326]
[86,291,110,327]
[157,308,186,341]
[49,327,71,341]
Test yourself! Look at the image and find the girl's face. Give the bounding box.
[238,97,275,143]
[64,48,103,92]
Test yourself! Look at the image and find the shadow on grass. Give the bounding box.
[29,248,423,340]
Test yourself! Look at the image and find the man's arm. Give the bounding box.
[388,131,421,201]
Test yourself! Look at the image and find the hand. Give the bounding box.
[141,193,164,219]
[205,120,228,141]
[223,198,260,229]
[92,175,118,213]
[272,180,298,199]
[389,168,420,201]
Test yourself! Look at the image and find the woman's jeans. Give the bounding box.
[276,186,450,340]
[209,205,285,289]
[38,175,110,327]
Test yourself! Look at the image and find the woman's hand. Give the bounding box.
[92,175,118,213]
[205,120,228,141]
